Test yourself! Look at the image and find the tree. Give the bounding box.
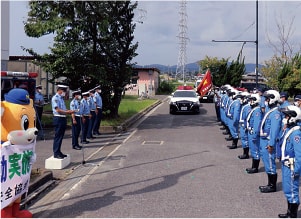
[223,53,245,87]
[280,53,301,95]
[198,54,245,87]
[198,56,229,87]
[24,1,138,118]
[261,56,284,90]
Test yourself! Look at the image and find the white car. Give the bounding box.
[169,90,201,114]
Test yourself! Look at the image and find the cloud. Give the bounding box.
[8,1,301,66]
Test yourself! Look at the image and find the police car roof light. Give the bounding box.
[1,71,38,78]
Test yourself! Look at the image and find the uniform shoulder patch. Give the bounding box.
[275,113,281,120]
[294,136,300,144]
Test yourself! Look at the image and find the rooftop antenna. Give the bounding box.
[176,0,189,83]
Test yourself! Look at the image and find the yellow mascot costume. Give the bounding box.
[1,88,38,218]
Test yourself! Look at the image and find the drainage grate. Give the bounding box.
[142,141,164,145]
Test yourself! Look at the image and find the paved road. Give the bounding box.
[28,100,289,218]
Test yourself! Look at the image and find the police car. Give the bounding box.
[169,88,201,114]
[1,71,38,100]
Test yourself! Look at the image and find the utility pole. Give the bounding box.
[212,0,259,88]
[176,0,189,83]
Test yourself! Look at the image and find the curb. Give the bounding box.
[21,97,165,207]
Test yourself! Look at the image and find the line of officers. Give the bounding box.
[51,85,103,160]
[214,85,301,218]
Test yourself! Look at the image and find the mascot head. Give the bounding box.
[1,88,38,145]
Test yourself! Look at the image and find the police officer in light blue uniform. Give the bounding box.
[51,85,75,159]
[70,90,82,150]
[238,92,252,159]
[80,91,91,144]
[277,106,301,218]
[227,90,241,149]
[224,89,235,140]
[259,90,282,193]
[246,93,263,173]
[34,85,45,134]
[93,86,103,136]
[277,91,291,156]
[87,89,96,139]
[219,86,228,128]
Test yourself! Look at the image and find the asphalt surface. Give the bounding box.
[21,95,165,209]
[24,96,294,218]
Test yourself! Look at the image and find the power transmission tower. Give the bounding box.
[176,0,189,83]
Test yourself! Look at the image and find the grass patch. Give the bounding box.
[41,95,157,128]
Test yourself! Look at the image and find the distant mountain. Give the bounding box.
[134,62,264,74]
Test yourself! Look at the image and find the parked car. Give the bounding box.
[198,89,215,103]
[169,90,201,114]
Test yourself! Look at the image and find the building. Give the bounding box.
[124,68,160,97]
[1,1,9,70]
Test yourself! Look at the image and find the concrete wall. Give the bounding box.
[1,1,9,70]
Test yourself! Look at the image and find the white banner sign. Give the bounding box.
[1,141,36,209]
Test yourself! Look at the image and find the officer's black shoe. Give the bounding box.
[87,136,96,139]
[238,154,249,159]
[278,202,291,218]
[260,174,277,193]
[278,211,290,218]
[220,127,226,130]
[238,148,249,159]
[222,131,229,135]
[54,154,65,159]
[289,203,299,218]
[73,145,82,150]
[246,159,260,174]
[228,138,238,149]
[60,153,67,157]
[81,141,90,144]
[225,136,233,141]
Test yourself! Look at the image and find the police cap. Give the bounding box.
[280,91,288,99]
[294,95,301,101]
[72,90,81,96]
[57,84,68,91]
[82,91,89,96]
[94,85,101,90]
[36,85,42,89]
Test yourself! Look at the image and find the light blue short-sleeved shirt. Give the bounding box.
[51,93,67,116]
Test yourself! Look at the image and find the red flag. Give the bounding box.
[196,69,213,97]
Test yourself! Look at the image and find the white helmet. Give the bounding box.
[281,105,301,125]
[232,90,241,99]
[264,90,280,105]
[240,91,250,104]
[249,93,261,106]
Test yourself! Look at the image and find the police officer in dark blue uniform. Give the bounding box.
[51,85,75,159]
[70,90,82,150]
[277,106,301,218]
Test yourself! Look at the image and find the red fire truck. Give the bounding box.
[1,71,38,101]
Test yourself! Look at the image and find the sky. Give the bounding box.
[7,1,301,67]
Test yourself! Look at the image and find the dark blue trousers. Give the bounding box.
[72,116,81,147]
[81,116,90,142]
[93,108,102,135]
[87,111,96,138]
[53,116,67,156]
